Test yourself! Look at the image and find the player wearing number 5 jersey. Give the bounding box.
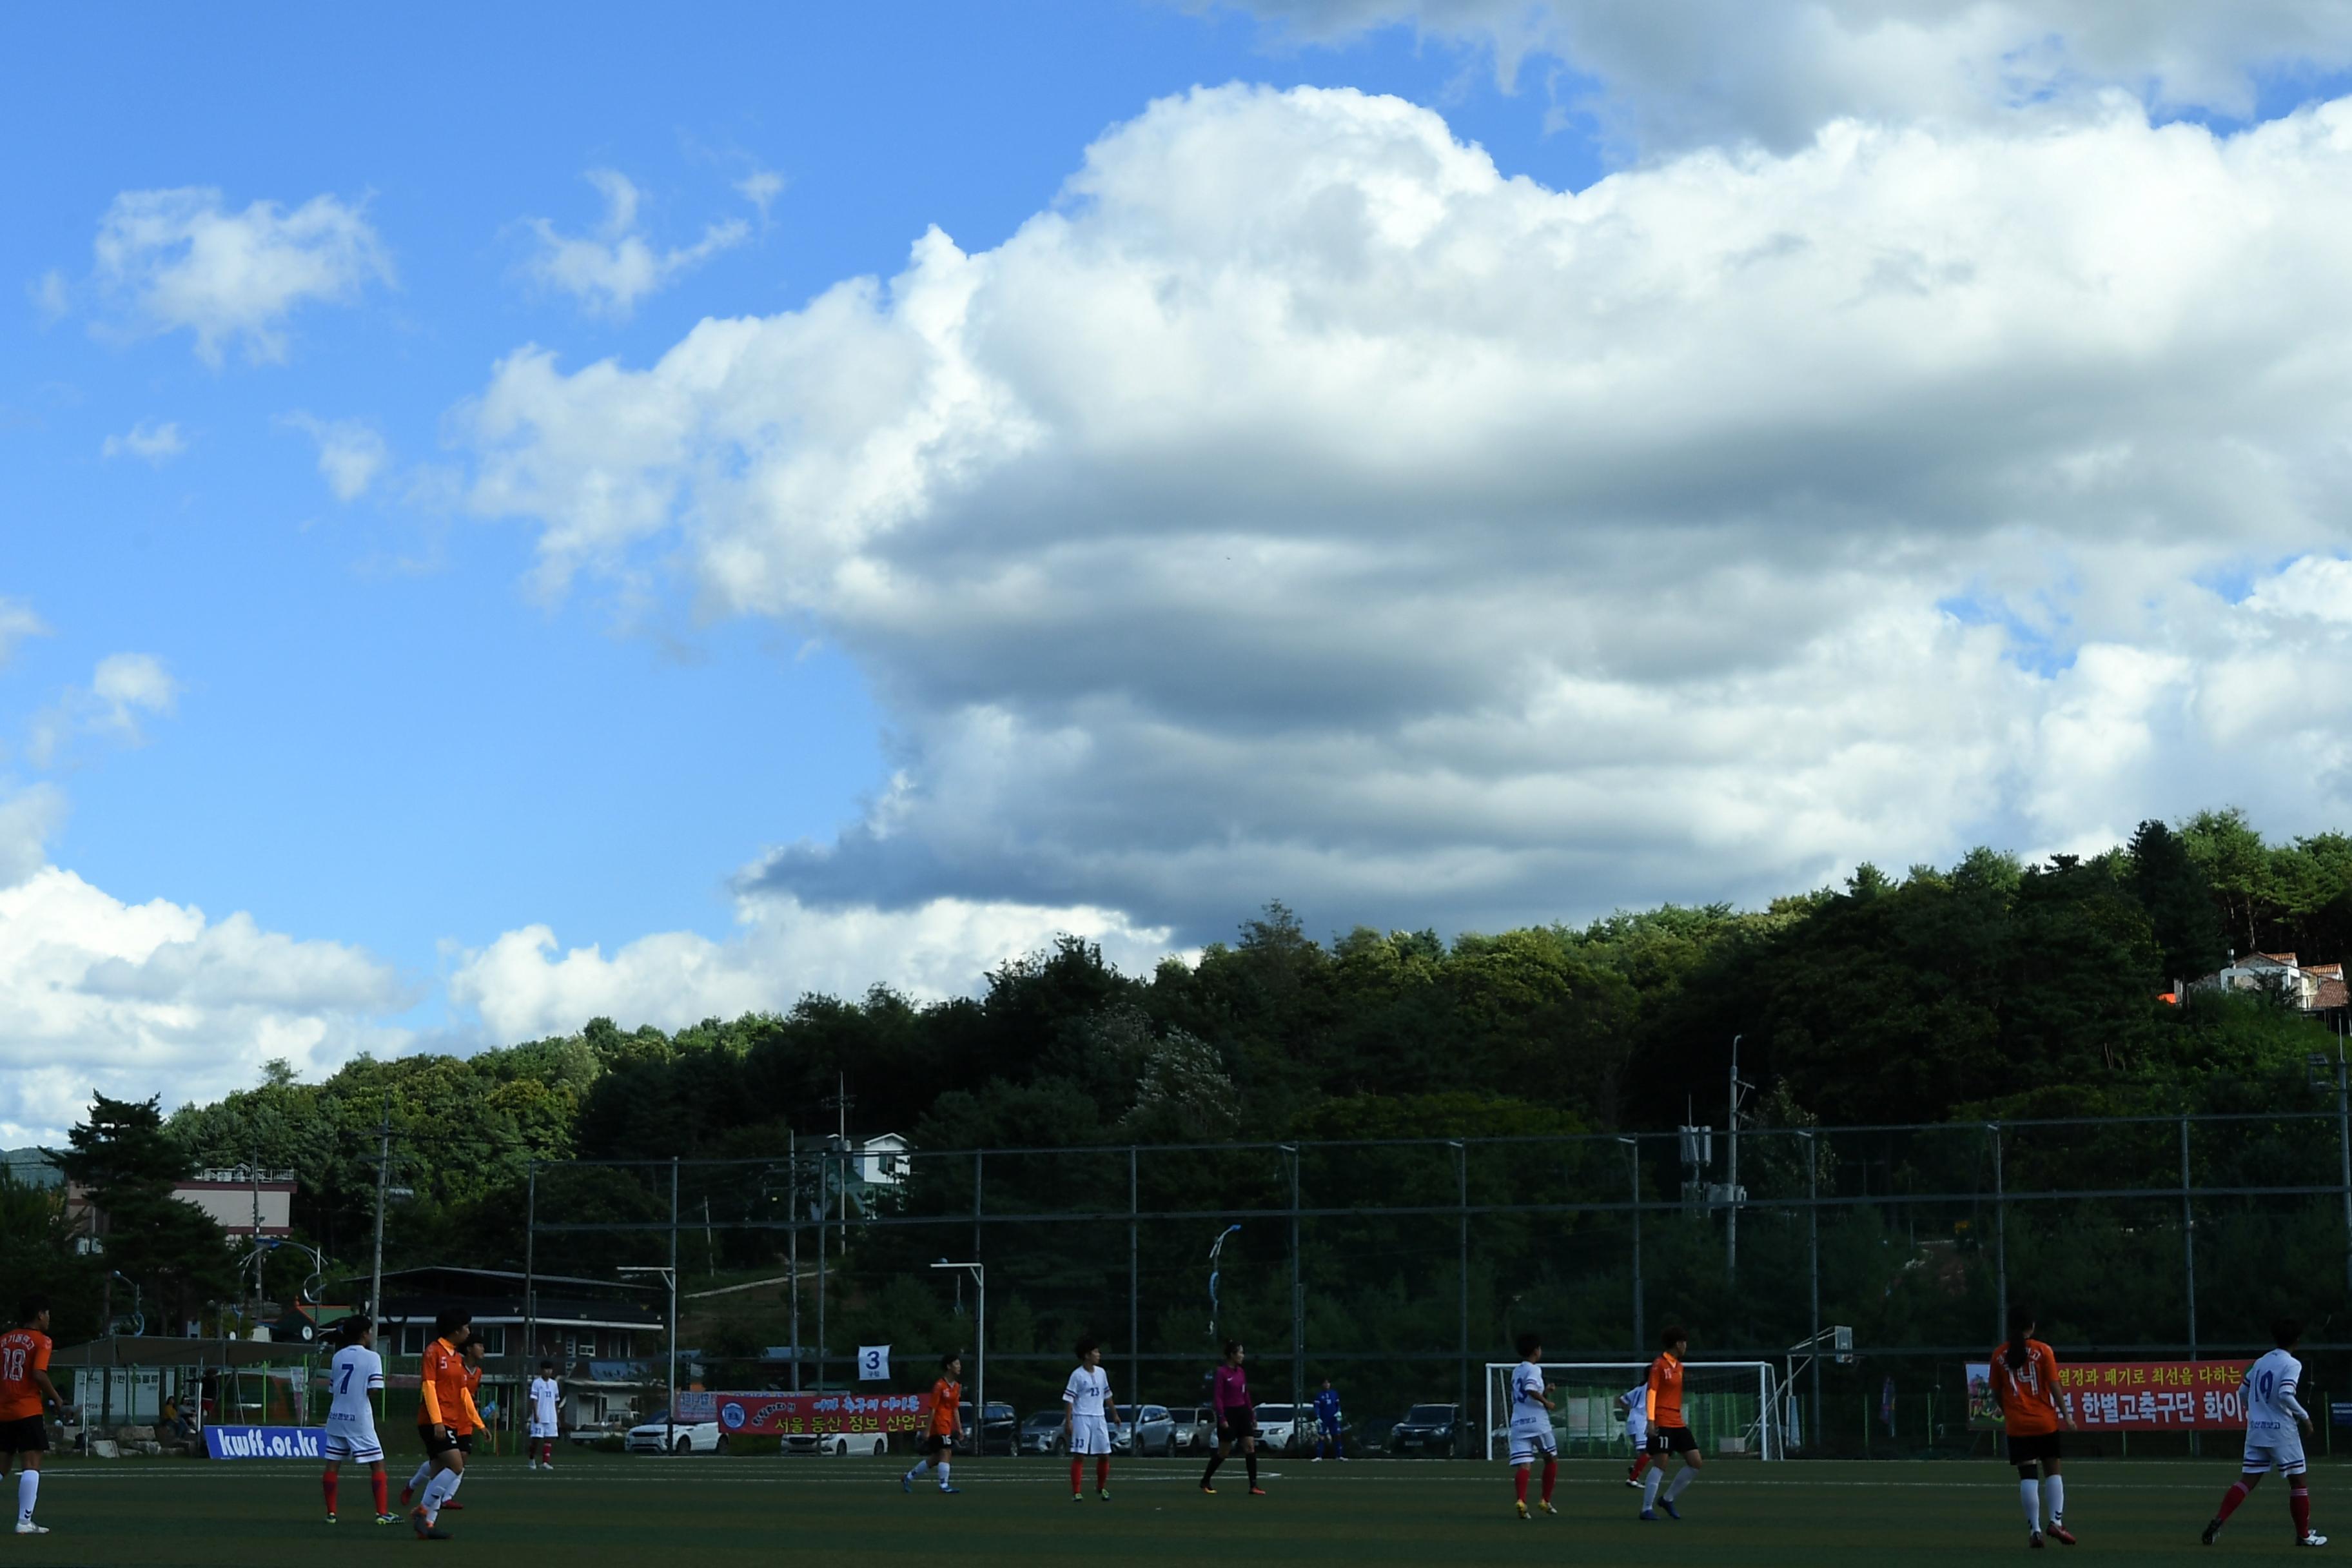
[320,1315,394,1525]
[1990,1305,2076,1548]
[1,1295,71,1536]
[2205,1318,2327,1548]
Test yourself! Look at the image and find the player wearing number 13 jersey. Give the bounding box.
[2205,1318,2326,1548]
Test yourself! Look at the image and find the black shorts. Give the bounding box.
[456,1430,475,1454]
[921,1433,956,1456]
[1647,1425,1696,1456]
[0,1415,46,1454]
[1217,1416,1255,1446]
[419,1424,460,1458]
[2007,1431,2063,1468]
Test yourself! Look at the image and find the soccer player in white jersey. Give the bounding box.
[527,1361,560,1470]
[1508,1333,1558,1520]
[1062,1337,1120,1503]
[320,1315,395,1525]
[2205,1318,2327,1548]
[1620,1379,1652,1489]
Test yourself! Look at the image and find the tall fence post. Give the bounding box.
[1129,1146,1139,1415]
[787,1133,801,1391]
[1807,1130,1821,1451]
[1455,1140,1469,1418]
[1289,1143,1303,1416]
[524,1161,536,1375]
[666,1156,680,1451]
[2336,1052,2352,1301]
[1622,1135,1643,1353]
[1991,1122,2007,1343]
[2182,1114,2199,1458]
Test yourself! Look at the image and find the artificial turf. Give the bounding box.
[3,1452,2338,1565]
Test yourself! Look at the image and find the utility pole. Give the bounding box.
[787,1132,800,1392]
[1727,1035,1750,1282]
[368,1095,392,1323]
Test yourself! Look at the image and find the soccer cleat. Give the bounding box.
[326,1513,338,1524]
[1540,1500,1558,1516]
[1640,1509,1659,1523]
[1660,1499,1681,1521]
[2300,1533,2329,1548]
[1072,1493,1084,1504]
[1516,1501,1529,1520]
[14,1522,48,1535]
[376,1514,400,1525]
[2204,1519,2224,1545]
[2049,1525,2076,1546]
[901,1474,913,1493]
[1625,1476,1643,1489]
[1200,1482,1217,1496]
[440,1501,464,1511]
[939,1485,961,1494]
[1099,1489,1112,1502]
[1248,1485,1267,1496]
[1312,1456,1323,1463]
[2031,1531,2045,1549]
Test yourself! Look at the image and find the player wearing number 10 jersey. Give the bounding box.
[2205,1318,2327,1549]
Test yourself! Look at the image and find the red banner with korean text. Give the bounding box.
[680,1389,935,1437]
[1966,1360,2248,1431]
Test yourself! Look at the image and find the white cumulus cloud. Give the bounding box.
[455,83,2352,950]
[520,170,750,320]
[92,186,391,364]
[101,420,187,464]
[280,412,389,502]
[30,652,180,767]
[447,891,1177,1044]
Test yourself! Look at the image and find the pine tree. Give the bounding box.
[2127,819,2228,984]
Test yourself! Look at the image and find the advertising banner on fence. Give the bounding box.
[1966,1360,2248,1431]
[204,1424,326,1460]
[679,1389,935,1437]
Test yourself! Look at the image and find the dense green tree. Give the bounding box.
[49,1093,236,1329]
[2128,818,2227,984]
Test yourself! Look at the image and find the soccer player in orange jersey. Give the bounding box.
[902,1351,966,1495]
[440,1335,487,1511]
[403,1309,479,1541]
[1638,1324,1701,1522]
[1,1295,72,1536]
[1991,1305,2077,1548]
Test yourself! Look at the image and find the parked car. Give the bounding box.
[1389,1404,1465,1458]
[1253,1403,1304,1453]
[781,1429,890,1457]
[975,1401,1018,1456]
[1128,1404,1177,1456]
[1019,1409,1066,1455]
[626,1418,726,1455]
[1171,1406,1214,1451]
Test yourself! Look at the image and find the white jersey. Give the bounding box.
[1509,1362,1551,1435]
[529,1376,560,1429]
[328,1344,384,1427]
[2245,1349,2309,1434]
[1063,1364,1112,1420]
[1622,1380,1649,1431]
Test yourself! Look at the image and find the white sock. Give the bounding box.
[2044,1474,2064,1525]
[1642,1467,1663,1509]
[407,1460,433,1493]
[937,1460,952,1487]
[2020,1477,2042,1533]
[1667,1467,1697,1502]
[17,1469,36,1523]
[421,1469,460,1522]
[906,1459,928,1480]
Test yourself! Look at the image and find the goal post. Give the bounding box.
[1484,1361,1785,1462]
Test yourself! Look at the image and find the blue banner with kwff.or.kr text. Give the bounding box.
[203,1425,326,1460]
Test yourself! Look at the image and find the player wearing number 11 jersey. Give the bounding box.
[2205,1318,2327,1549]
[320,1316,395,1524]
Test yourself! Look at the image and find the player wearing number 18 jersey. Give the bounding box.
[2205,1318,2326,1548]
[1,1295,68,1536]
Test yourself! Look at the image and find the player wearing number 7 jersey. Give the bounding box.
[320,1315,395,1525]
[2204,1318,2327,1548]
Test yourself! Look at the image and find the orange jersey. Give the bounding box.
[1645,1351,1685,1429]
[928,1378,963,1436]
[0,1328,51,1422]
[1990,1340,2062,1436]
[417,1337,480,1433]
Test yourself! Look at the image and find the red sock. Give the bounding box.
[543,1440,555,1464]
[372,1471,388,1515]
[1631,1452,1652,1480]
[2217,1480,2252,1522]
[1070,1458,1083,1494]
[1541,1458,1558,1504]
[2293,1483,2313,1537]
[1096,1458,1111,1490]
[322,1470,338,1513]
[1515,1467,1529,1504]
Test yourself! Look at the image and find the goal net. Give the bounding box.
[1484,1361,1785,1462]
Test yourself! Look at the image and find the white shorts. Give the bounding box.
[1068,1414,1112,1456]
[323,1424,383,1464]
[1625,1416,1649,1446]
[528,1420,558,1438]
[1509,1426,1558,1465]
[2245,1433,2308,1476]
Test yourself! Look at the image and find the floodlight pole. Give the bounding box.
[620,1262,679,1454]
[932,1262,985,1451]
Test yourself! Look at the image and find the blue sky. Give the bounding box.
[12,1,2352,1139]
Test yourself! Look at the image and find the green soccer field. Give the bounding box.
[6,1452,2340,1564]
